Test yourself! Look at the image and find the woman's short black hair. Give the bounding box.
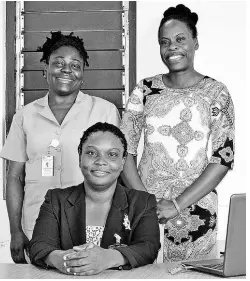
[78,122,127,158]
[158,4,198,39]
[37,31,89,66]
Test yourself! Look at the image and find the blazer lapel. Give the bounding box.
[101,184,129,248]
[65,183,86,247]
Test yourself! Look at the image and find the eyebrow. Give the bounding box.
[53,56,82,63]
[85,145,121,151]
[160,32,186,40]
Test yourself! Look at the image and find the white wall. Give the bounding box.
[0,0,6,199]
[136,1,246,240]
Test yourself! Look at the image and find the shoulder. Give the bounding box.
[13,96,47,121]
[46,184,82,205]
[204,76,230,94]
[136,74,163,88]
[80,91,116,109]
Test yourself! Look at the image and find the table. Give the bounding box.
[0,262,245,279]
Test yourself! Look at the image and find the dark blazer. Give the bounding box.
[29,183,160,270]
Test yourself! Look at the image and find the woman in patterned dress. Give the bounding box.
[120,4,234,262]
[29,122,160,276]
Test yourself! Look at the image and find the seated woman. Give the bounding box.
[29,122,160,276]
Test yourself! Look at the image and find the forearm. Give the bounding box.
[176,163,229,211]
[6,175,25,233]
[121,153,146,191]
[105,249,127,268]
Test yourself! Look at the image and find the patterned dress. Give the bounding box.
[120,74,235,262]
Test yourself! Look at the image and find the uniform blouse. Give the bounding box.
[0,91,121,233]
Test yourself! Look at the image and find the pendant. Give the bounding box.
[50,139,59,148]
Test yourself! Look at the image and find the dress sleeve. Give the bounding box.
[120,80,145,155]
[209,85,235,169]
[0,112,28,162]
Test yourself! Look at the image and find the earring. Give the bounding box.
[43,70,47,79]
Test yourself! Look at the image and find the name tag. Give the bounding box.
[42,156,54,177]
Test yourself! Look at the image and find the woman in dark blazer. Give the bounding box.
[29,122,160,276]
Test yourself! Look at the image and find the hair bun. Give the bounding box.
[163,4,198,25]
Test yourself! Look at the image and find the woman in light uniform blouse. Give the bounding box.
[0,31,120,263]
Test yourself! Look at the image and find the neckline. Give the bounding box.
[159,74,208,91]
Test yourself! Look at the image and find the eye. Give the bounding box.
[71,63,81,70]
[86,150,98,157]
[176,36,186,43]
[52,60,64,67]
[108,151,119,159]
[159,39,170,47]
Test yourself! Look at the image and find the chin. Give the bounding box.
[85,175,117,189]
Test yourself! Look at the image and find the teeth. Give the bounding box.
[93,171,107,175]
[168,55,182,61]
[58,78,73,82]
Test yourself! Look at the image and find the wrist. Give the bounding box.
[105,249,126,268]
[10,228,23,235]
[45,250,62,268]
[172,198,181,214]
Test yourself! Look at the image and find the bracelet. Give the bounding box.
[172,198,181,214]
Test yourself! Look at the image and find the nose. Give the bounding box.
[61,63,72,73]
[168,41,178,51]
[94,154,108,166]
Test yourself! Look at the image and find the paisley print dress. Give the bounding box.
[120,74,235,262]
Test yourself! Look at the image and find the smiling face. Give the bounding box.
[80,131,126,191]
[159,19,198,73]
[45,46,84,96]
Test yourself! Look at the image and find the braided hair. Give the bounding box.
[78,122,127,158]
[38,31,89,67]
[158,4,198,39]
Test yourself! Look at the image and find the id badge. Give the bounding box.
[42,155,54,177]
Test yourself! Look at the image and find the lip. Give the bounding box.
[56,77,74,83]
[166,53,185,63]
[91,170,110,177]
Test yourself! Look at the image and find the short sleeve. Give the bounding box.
[209,85,235,169]
[120,81,145,155]
[107,105,121,127]
[0,113,28,162]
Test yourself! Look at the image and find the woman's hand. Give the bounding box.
[10,230,29,263]
[63,243,119,276]
[157,199,179,224]
[45,249,75,274]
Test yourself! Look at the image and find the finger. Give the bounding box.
[64,257,90,268]
[77,269,95,276]
[73,242,94,251]
[63,250,89,262]
[158,218,168,224]
[157,211,163,219]
[11,248,27,264]
[69,264,94,275]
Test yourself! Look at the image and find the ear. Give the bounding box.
[43,63,48,79]
[194,38,199,50]
[120,156,127,171]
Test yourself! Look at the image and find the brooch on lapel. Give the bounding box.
[114,233,121,244]
[123,213,131,230]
